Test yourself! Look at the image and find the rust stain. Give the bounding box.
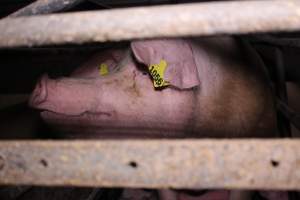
[124,71,142,98]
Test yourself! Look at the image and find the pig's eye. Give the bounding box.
[135,62,149,75]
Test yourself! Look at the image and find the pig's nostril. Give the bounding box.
[128,161,138,168]
[270,159,280,168]
[29,75,48,106]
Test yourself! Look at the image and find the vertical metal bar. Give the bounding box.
[274,48,291,137]
[274,48,297,200]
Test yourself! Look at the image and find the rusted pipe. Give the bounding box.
[0,139,300,190]
[7,0,85,17]
[1,0,300,47]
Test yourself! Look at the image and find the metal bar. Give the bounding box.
[277,99,300,131]
[7,0,84,17]
[1,0,300,47]
[274,48,292,137]
[0,139,300,190]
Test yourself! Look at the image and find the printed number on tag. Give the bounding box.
[148,60,169,88]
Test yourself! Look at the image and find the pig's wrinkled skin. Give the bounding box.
[29,37,276,139]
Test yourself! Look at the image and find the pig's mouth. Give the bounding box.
[39,110,190,138]
[41,110,113,121]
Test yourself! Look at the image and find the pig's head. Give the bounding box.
[29,44,198,138]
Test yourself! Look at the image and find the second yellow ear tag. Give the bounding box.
[148,60,169,88]
[99,63,109,76]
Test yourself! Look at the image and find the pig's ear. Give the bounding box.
[131,41,154,65]
[131,39,200,89]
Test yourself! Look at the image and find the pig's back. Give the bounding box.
[190,37,276,137]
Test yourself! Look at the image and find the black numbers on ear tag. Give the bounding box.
[149,65,164,87]
[149,65,154,73]
[156,78,163,86]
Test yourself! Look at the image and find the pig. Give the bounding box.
[28,36,283,200]
[29,36,276,139]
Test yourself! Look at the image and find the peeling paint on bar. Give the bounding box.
[0,139,300,190]
[1,0,300,47]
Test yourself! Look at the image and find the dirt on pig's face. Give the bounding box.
[92,52,198,138]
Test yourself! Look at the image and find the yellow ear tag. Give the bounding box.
[99,63,109,76]
[148,60,169,88]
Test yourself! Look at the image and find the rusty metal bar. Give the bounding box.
[8,0,85,17]
[1,0,300,47]
[0,139,300,190]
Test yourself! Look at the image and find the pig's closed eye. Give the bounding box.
[135,62,148,75]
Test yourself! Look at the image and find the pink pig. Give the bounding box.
[29,36,276,139]
[29,37,284,200]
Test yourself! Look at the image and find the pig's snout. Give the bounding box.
[29,75,101,116]
[29,74,49,108]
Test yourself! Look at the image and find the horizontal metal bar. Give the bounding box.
[1,0,300,47]
[8,0,85,17]
[0,139,300,190]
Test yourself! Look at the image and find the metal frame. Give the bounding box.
[1,0,300,191]
[1,0,300,47]
[0,139,300,190]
